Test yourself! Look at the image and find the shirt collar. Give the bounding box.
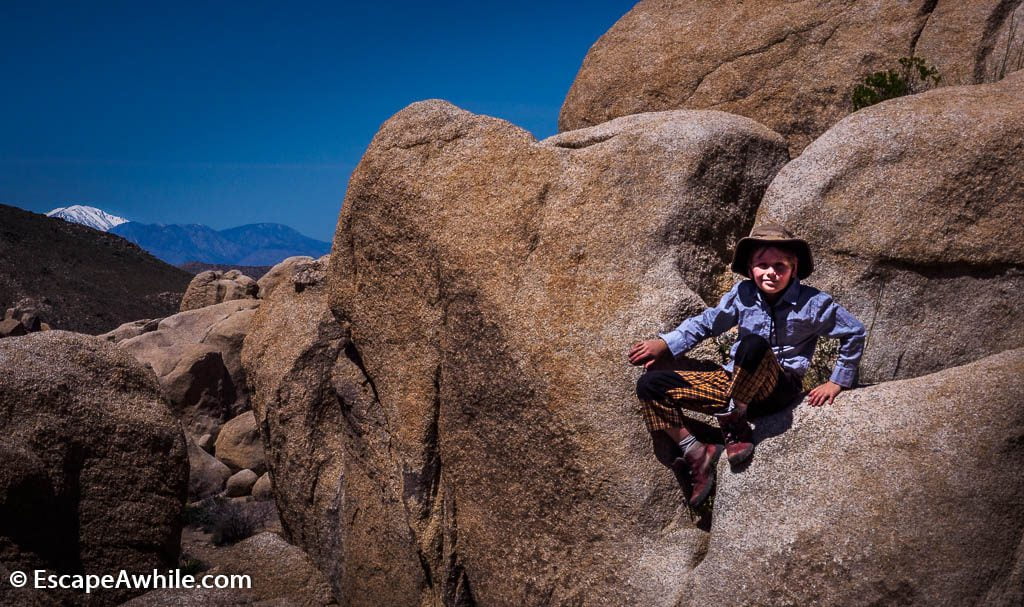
[756,277,801,307]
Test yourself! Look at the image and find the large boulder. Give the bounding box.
[681,347,1024,606]
[306,101,788,605]
[179,269,258,312]
[758,71,1024,382]
[559,0,1023,154]
[0,331,187,606]
[242,254,414,603]
[118,299,259,435]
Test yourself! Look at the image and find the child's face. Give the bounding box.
[749,247,796,296]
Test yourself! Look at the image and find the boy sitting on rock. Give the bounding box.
[628,224,866,507]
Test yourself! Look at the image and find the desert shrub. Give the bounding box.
[803,338,840,392]
[183,496,276,546]
[851,57,940,110]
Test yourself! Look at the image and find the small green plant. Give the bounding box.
[851,57,941,110]
[803,338,840,392]
[179,556,208,576]
[713,329,738,366]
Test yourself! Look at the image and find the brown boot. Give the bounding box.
[672,442,724,508]
[720,413,754,466]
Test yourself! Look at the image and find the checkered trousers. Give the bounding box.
[636,335,787,433]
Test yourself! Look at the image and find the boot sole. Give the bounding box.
[688,444,724,508]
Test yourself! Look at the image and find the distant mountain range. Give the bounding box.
[45,205,331,265]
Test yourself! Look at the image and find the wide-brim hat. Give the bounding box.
[731,223,814,279]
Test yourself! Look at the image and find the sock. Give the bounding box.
[714,399,737,418]
[678,434,701,456]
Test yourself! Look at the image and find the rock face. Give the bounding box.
[179,269,258,312]
[118,299,259,435]
[559,0,1024,154]
[681,348,1024,607]
[0,331,187,606]
[758,72,1024,382]
[280,100,791,605]
[242,254,385,603]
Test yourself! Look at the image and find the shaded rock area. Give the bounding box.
[111,299,260,436]
[188,435,232,500]
[758,71,1024,382]
[0,203,191,334]
[559,0,1024,154]
[286,100,791,605]
[123,532,336,607]
[681,348,1024,607]
[179,270,258,313]
[0,331,187,606]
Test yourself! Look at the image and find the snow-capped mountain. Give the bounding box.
[46,205,129,232]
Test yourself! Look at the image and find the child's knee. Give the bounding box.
[636,371,663,401]
[735,334,770,359]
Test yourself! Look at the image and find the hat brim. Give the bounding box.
[731,236,814,279]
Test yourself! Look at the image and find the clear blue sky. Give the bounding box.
[1,1,637,242]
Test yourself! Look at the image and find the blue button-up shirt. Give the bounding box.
[658,278,866,387]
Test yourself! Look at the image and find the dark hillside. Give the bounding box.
[0,204,192,334]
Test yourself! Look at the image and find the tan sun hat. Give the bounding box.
[730,223,814,279]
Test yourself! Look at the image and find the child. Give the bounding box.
[628,224,866,507]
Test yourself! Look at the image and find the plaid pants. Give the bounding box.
[636,335,798,433]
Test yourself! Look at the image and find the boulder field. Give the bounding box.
[559,0,1024,154]
[242,82,1024,605]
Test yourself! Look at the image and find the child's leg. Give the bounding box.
[635,368,732,433]
[636,369,729,507]
[719,335,785,465]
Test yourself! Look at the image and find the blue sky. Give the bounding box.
[0,1,637,242]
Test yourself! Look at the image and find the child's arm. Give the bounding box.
[628,284,741,368]
[807,297,867,406]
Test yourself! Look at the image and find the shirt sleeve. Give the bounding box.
[657,284,740,357]
[815,297,867,388]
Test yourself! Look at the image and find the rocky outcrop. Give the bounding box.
[256,255,317,299]
[559,0,1024,154]
[270,100,790,605]
[758,71,1024,382]
[0,331,187,606]
[179,270,258,312]
[117,299,259,435]
[1,303,51,338]
[681,347,1024,607]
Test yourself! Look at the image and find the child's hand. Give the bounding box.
[807,381,842,406]
[628,339,669,368]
